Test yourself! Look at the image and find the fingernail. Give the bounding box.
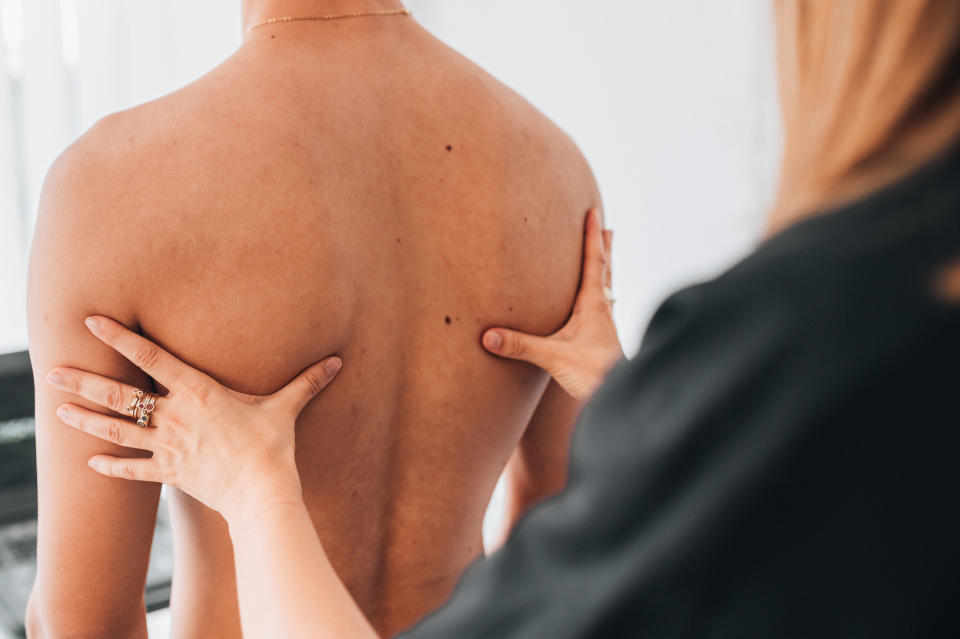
[87,458,101,471]
[84,317,101,333]
[483,331,503,351]
[47,370,65,388]
[56,405,70,421]
[325,358,342,376]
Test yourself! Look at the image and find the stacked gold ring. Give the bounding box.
[126,388,158,428]
[126,389,144,416]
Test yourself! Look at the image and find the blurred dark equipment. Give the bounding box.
[0,351,173,638]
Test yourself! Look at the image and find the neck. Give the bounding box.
[242,0,406,33]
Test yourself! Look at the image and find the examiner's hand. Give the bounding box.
[482,209,623,401]
[47,317,342,524]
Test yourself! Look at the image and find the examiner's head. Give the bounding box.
[773,0,960,224]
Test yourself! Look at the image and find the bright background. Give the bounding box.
[0,1,781,635]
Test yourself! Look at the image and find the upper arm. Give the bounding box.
[498,142,601,535]
[497,380,583,544]
[26,141,160,637]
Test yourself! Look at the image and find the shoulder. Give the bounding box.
[30,114,150,290]
[40,103,175,222]
[35,67,238,245]
[426,35,600,206]
[495,80,600,204]
[28,96,200,306]
[40,46,249,223]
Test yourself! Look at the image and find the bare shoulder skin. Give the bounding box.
[28,16,599,638]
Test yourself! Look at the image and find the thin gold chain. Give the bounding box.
[247,8,411,34]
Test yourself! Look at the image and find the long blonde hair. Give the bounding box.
[773,0,960,227]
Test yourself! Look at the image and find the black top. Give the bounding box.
[403,145,960,638]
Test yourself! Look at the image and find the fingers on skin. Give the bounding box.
[83,316,196,392]
[580,209,609,299]
[482,329,554,369]
[87,456,161,483]
[273,357,343,413]
[47,367,145,414]
[56,403,153,451]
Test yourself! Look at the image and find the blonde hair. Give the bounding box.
[773,0,960,227]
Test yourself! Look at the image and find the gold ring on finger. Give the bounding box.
[136,393,158,429]
[126,388,145,416]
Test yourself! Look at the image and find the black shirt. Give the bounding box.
[403,145,960,638]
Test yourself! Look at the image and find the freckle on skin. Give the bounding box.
[446,145,453,152]
[445,316,452,325]
[509,306,514,312]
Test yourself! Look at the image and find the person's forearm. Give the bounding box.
[227,498,379,639]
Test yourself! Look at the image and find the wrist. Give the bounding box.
[221,466,305,531]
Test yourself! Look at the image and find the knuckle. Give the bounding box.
[507,333,526,357]
[134,345,161,370]
[118,464,136,480]
[106,421,125,445]
[303,372,324,396]
[106,384,124,412]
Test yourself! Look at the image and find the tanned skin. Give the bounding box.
[26,3,599,636]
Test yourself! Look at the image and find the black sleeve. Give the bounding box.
[401,267,960,638]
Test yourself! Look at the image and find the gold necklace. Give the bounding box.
[247,8,411,34]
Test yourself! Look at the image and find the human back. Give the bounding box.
[36,15,598,637]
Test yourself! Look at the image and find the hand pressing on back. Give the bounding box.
[482,209,624,401]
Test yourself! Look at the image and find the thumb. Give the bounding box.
[272,357,342,414]
[482,328,556,371]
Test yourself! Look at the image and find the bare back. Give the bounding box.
[29,18,597,637]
